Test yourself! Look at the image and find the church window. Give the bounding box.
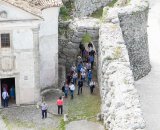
[1,33,10,48]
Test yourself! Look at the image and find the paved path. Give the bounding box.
[135,1,160,130]
[66,120,105,130]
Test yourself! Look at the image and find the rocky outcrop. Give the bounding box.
[73,0,112,17]
[58,18,100,71]
[58,18,100,86]
[98,0,148,129]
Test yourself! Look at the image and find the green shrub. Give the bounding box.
[59,1,73,21]
[82,33,92,43]
[59,6,70,21]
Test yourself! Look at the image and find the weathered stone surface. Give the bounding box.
[118,2,151,80]
[98,0,148,129]
[73,0,112,17]
[59,18,100,72]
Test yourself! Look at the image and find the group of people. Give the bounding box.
[61,42,96,100]
[79,42,95,69]
[40,42,97,119]
[1,82,15,108]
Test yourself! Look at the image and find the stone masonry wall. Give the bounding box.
[98,0,148,129]
[118,1,151,80]
[58,18,100,72]
[74,0,112,17]
[58,18,100,86]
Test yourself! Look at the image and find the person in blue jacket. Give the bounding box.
[77,62,83,78]
[87,70,92,86]
[10,86,15,100]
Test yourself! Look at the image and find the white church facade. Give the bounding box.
[0,0,62,106]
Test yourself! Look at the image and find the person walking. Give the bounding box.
[64,83,69,98]
[89,80,95,94]
[2,89,9,107]
[81,71,86,82]
[2,82,9,93]
[79,42,85,58]
[86,62,91,72]
[89,55,94,69]
[56,96,64,115]
[71,63,76,73]
[83,49,89,62]
[61,81,65,94]
[89,49,96,58]
[88,42,93,48]
[72,71,78,85]
[66,74,72,84]
[10,86,15,100]
[69,82,75,99]
[87,70,92,86]
[77,62,83,78]
[77,79,83,95]
[41,102,48,119]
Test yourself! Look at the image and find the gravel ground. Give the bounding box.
[66,120,105,130]
[0,83,103,130]
[0,91,64,130]
[0,116,7,130]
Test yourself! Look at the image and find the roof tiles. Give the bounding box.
[1,0,62,17]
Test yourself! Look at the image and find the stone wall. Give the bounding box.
[98,0,148,129]
[74,0,112,17]
[118,1,151,80]
[58,18,100,73]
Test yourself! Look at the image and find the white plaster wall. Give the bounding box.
[13,29,35,104]
[0,22,39,104]
[13,29,33,49]
[39,7,59,89]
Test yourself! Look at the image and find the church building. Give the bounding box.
[0,0,62,106]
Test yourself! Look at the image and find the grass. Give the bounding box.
[91,8,103,19]
[67,87,101,122]
[82,33,92,44]
[59,118,66,130]
[107,0,118,7]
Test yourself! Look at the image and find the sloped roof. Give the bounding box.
[1,0,62,17]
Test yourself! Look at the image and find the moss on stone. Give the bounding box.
[100,7,109,23]
[113,47,122,59]
[107,0,118,7]
[91,8,103,19]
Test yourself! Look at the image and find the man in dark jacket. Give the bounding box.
[77,79,83,95]
[79,42,85,58]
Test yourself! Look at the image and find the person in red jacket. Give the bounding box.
[56,96,63,115]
